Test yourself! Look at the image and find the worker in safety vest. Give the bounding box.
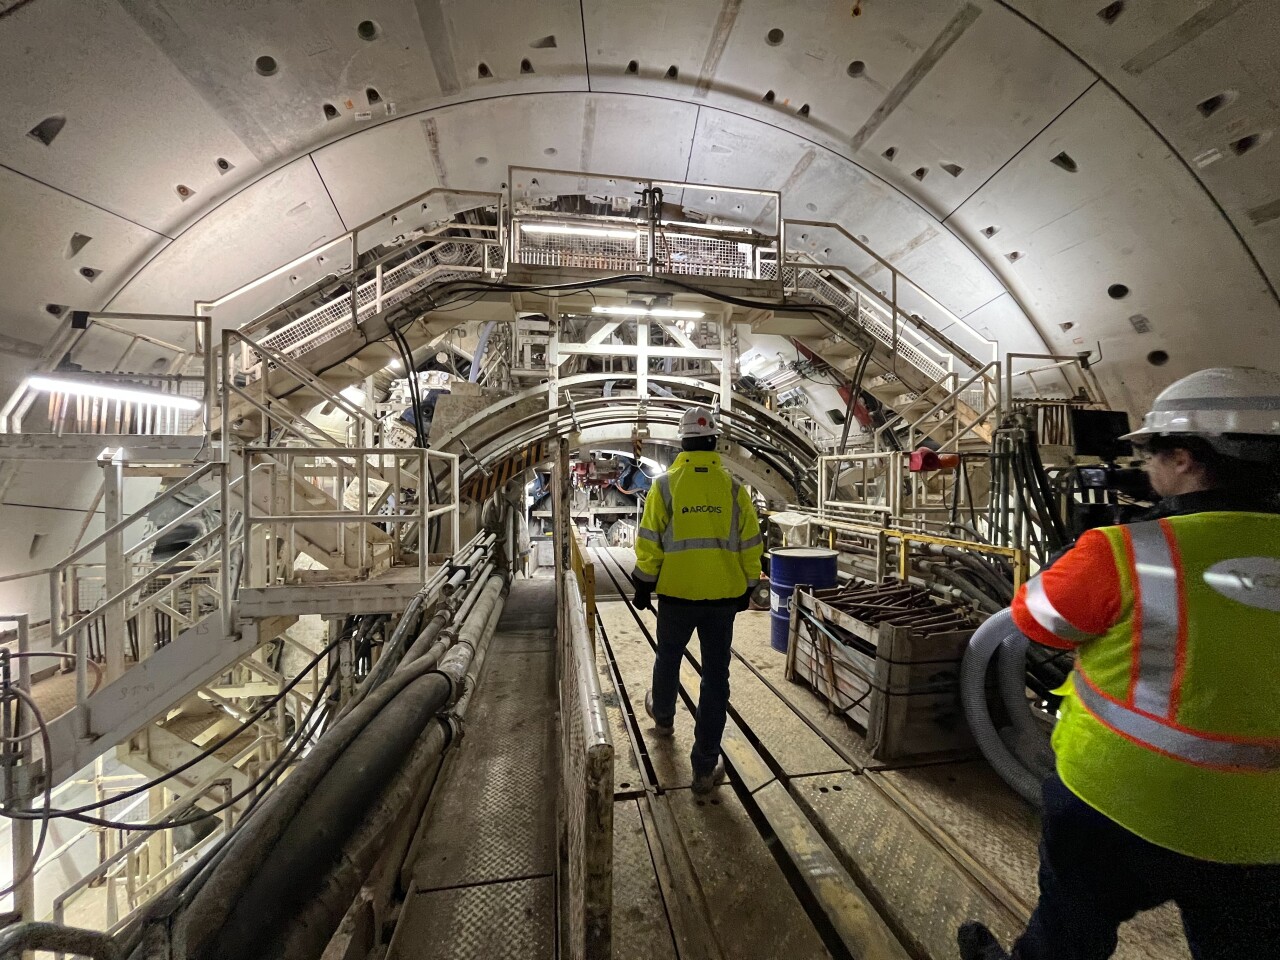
[960,367,1280,960]
[631,406,763,794]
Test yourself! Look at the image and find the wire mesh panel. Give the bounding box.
[560,570,613,960]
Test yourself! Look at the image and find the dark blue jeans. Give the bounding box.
[1016,774,1280,960]
[650,600,735,778]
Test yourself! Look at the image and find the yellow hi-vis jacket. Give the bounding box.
[631,452,763,602]
[1016,512,1280,864]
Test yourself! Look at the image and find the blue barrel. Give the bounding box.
[768,548,838,652]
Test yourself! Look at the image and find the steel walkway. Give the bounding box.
[387,553,1188,960]
[389,578,559,960]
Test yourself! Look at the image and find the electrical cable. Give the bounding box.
[0,686,52,900]
[0,633,345,821]
[30,659,340,834]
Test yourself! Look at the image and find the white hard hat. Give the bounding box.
[1122,366,1280,457]
[678,406,720,439]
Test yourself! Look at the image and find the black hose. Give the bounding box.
[193,672,454,960]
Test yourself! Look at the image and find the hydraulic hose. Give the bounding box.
[199,579,508,960]
[194,670,454,960]
[960,609,1049,807]
[996,629,1056,782]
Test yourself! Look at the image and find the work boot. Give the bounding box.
[644,690,674,737]
[691,759,727,795]
[957,922,1010,960]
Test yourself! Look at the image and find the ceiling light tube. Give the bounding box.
[520,223,636,240]
[591,305,706,319]
[27,375,202,411]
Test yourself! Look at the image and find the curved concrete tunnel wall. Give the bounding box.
[1,0,1278,611]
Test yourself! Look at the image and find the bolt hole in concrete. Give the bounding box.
[475,156,489,165]
[366,86,381,104]
[1060,321,1075,332]
[79,267,98,280]
[1231,132,1266,156]
[666,65,679,79]
[544,147,557,156]
[805,202,818,212]
[478,62,492,78]
[356,19,380,41]
[766,27,785,45]
[620,782,631,789]
[882,146,897,160]
[45,304,65,316]
[763,90,776,103]
[941,162,963,177]
[626,59,638,74]
[798,103,810,117]
[521,58,534,74]
[323,102,339,120]
[1050,151,1078,172]
[176,184,194,199]
[913,167,928,180]
[1148,350,1170,367]
[819,786,830,793]
[847,60,866,77]
[216,157,232,172]
[1097,0,1125,24]
[1108,283,1130,299]
[982,225,999,237]
[254,55,278,76]
[1197,91,1235,118]
[28,115,66,146]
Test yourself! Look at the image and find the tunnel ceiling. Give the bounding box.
[1,0,1278,417]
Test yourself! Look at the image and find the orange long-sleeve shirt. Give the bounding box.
[1011,529,1123,649]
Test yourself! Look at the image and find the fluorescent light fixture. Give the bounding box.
[27,375,201,411]
[591,305,706,320]
[520,223,636,240]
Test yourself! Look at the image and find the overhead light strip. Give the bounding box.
[591,306,706,319]
[519,223,636,240]
[27,375,202,411]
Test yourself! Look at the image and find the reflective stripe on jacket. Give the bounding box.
[1013,512,1280,864]
[630,452,763,601]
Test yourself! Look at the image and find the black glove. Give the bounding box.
[735,588,752,612]
[634,587,654,612]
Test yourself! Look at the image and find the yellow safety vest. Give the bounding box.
[1052,512,1280,864]
[632,452,763,602]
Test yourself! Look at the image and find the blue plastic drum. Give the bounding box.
[768,547,838,652]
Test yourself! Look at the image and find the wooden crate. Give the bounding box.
[786,589,978,762]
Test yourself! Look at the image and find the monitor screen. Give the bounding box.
[1070,409,1133,461]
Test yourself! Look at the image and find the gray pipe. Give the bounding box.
[960,608,1046,807]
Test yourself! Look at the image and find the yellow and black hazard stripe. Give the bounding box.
[462,440,548,502]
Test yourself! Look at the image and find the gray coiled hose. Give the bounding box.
[960,608,1055,807]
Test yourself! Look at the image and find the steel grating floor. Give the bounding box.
[389,578,559,960]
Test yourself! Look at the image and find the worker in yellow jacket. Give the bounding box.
[631,406,763,794]
[960,367,1280,960]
